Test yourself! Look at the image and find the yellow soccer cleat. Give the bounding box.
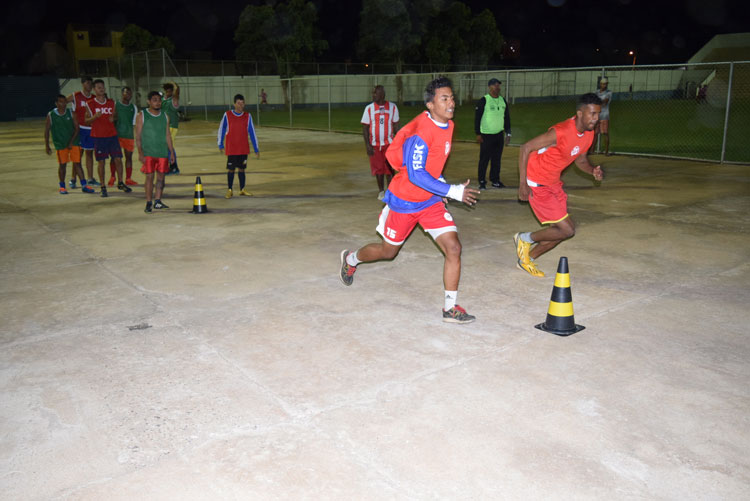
[513,232,532,263]
[517,259,545,277]
[239,188,252,196]
[225,189,233,199]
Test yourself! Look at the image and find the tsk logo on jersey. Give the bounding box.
[412,144,425,170]
[445,141,450,155]
[571,145,580,156]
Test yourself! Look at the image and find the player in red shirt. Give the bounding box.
[218,94,260,198]
[84,79,131,197]
[513,93,604,277]
[361,85,399,200]
[339,77,480,324]
[66,76,97,187]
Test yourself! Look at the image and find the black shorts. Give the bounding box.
[227,155,248,170]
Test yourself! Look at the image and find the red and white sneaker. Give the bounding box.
[442,305,476,324]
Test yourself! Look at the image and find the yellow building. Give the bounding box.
[66,24,124,75]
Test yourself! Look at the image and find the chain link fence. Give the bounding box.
[61,53,750,164]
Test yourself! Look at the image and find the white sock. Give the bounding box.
[520,232,534,243]
[444,291,457,311]
[346,250,361,267]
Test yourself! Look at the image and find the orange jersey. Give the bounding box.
[527,117,594,186]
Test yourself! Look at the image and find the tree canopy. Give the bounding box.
[234,0,328,77]
[121,24,175,55]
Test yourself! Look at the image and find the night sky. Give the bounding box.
[1,0,745,74]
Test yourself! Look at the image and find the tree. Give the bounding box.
[121,24,175,55]
[357,0,421,75]
[234,0,328,78]
[463,9,503,69]
[422,1,471,72]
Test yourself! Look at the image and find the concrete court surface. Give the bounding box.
[1,117,749,500]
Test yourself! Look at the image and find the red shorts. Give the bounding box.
[119,138,134,152]
[56,146,81,164]
[376,201,457,245]
[140,157,170,174]
[529,182,569,225]
[368,147,393,176]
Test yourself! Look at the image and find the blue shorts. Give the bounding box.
[79,127,94,150]
[93,136,123,161]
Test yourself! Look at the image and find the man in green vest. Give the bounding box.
[474,78,511,189]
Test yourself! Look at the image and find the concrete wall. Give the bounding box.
[58,65,733,111]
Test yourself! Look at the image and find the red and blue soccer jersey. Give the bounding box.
[527,117,594,186]
[85,97,117,138]
[217,110,259,155]
[72,90,93,130]
[384,111,454,213]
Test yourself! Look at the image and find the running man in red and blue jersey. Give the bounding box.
[218,94,259,198]
[339,77,480,324]
[513,93,604,277]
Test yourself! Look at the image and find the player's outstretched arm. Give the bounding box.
[135,112,145,164]
[518,129,556,201]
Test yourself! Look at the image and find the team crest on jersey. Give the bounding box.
[444,212,453,222]
[445,141,450,155]
[571,145,580,156]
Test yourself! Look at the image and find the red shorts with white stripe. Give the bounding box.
[529,182,569,225]
[368,147,392,175]
[376,201,457,246]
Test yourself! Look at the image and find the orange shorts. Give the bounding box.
[529,182,569,225]
[140,157,170,174]
[56,146,82,164]
[119,138,135,152]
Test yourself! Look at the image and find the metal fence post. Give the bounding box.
[184,59,190,119]
[145,51,150,94]
[328,77,331,132]
[720,62,734,163]
[289,79,293,127]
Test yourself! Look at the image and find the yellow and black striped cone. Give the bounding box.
[191,176,209,213]
[535,256,585,336]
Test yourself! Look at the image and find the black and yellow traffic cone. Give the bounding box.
[535,256,585,336]
[191,176,208,213]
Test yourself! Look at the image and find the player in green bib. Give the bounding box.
[162,82,181,175]
[44,94,95,194]
[110,86,138,186]
[136,91,175,213]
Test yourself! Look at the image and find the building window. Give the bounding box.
[88,30,112,48]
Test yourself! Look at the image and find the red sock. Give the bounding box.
[109,163,116,176]
[126,166,133,179]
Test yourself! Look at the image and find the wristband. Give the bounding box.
[446,184,465,201]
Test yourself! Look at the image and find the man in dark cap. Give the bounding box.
[474,78,511,189]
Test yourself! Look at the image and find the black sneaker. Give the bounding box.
[479,181,487,190]
[153,200,169,209]
[442,305,476,324]
[117,182,132,193]
[492,182,506,188]
[144,202,152,213]
[100,187,108,198]
[339,249,357,286]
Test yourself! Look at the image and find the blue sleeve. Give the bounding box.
[403,135,450,197]
[218,114,228,148]
[247,113,259,153]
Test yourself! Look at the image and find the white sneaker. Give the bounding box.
[377,191,384,201]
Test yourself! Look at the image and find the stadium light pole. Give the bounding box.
[629,50,636,98]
